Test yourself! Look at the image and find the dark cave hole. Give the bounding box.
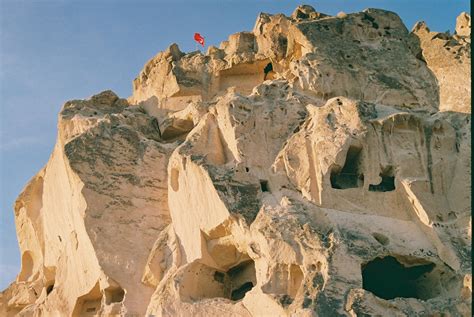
[161,119,194,141]
[183,259,256,302]
[362,256,438,300]
[279,294,294,306]
[214,271,225,283]
[331,146,364,189]
[105,287,125,304]
[227,260,256,301]
[228,260,249,276]
[263,62,273,80]
[46,283,54,295]
[369,167,396,192]
[260,180,269,192]
[231,282,254,301]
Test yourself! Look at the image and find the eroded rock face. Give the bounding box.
[1,5,471,317]
[412,15,471,113]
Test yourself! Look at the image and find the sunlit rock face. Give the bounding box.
[1,5,471,317]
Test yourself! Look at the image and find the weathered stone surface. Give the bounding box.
[456,12,471,37]
[412,13,471,113]
[1,5,471,317]
[1,91,175,316]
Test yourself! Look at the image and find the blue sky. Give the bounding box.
[0,0,470,290]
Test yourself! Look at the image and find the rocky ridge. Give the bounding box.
[1,5,471,317]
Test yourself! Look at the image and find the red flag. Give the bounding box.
[194,33,205,47]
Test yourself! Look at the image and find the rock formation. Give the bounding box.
[1,5,471,316]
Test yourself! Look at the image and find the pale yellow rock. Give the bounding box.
[456,12,471,37]
[1,5,471,317]
[412,13,471,113]
[1,91,174,316]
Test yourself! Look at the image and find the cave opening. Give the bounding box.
[160,118,194,141]
[180,259,256,302]
[362,256,440,300]
[46,283,54,295]
[227,260,257,301]
[72,282,102,317]
[261,264,303,301]
[260,180,269,192]
[105,287,125,305]
[331,146,364,189]
[231,282,254,300]
[263,62,273,80]
[218,60,272,95]
[369,167,396,192]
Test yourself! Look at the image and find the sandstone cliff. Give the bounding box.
[1,5,471,317]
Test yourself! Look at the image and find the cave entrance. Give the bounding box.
[369,167,395,192]
[263,62,274,80]
[217,60,271,95]
[72,282,102,317]
[160,118,194,141]
[260,180,269,192]
[331,146,364,189]
[104,286,125,305]
[46,283,54,295]
[362,256,440,300]
[180,260,256,302]
[227,260,257,300]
